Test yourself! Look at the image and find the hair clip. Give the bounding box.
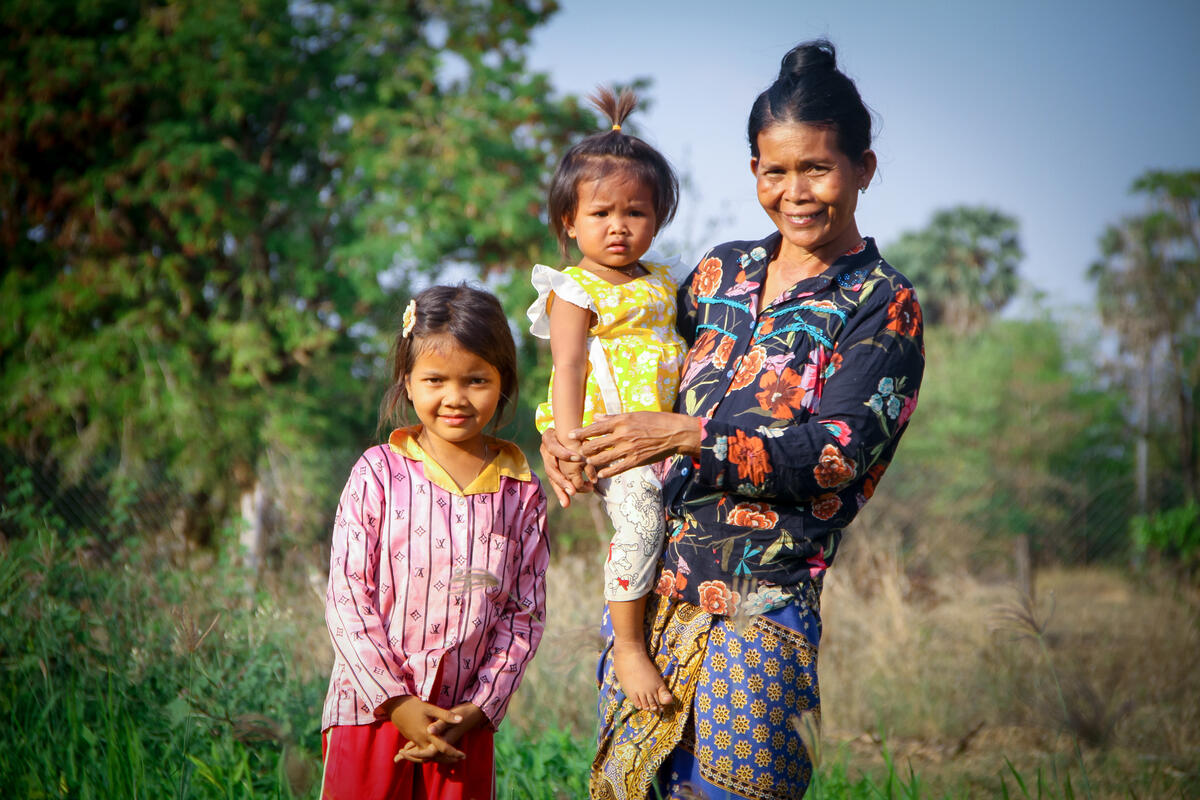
[611,124,621,131]
[402,299,417,337]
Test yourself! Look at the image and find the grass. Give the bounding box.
[2,495,1198,798]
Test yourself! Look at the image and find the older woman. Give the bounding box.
[544,39,924,799]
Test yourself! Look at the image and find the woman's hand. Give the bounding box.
[575,412,702,479]
[539,427,596,508]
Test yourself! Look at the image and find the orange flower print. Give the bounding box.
[681,329,718,387]
[861,462,888,501]
[813,443,856,488]
[756,316,775,338]
[756,368,805,419]
[697,579,739,615]
[824,351,843,380]
[694,257,724,297]
[692,328,718,362]
[811,493,842,520]
[730,345,766,391]
[727,502,779,530]
[655,569,686,599]
[886,287,922,336]
[728,429,771,485]
[712,335,735,369]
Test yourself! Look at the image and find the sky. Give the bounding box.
[526,0,1200,312]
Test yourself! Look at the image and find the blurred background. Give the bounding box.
[1,0,1197,797]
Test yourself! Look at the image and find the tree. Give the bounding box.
[886,206,1023,335]
[1089,170,1200,504]
[859,319,1134,577]
[0,0,593,548]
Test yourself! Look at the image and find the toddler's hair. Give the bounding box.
[379,284,518,432]
[547,86,679,257]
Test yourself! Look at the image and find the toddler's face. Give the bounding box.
[565,172,656,273]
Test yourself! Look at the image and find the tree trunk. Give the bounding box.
[239,479,266,585]
[1014,533,1034,601]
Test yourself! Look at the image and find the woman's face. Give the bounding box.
[751,121,876,266]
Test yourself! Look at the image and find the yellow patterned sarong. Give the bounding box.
[590,585,822,800]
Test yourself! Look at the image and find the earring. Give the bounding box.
[859,186,867,195]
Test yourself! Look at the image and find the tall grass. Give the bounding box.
[3,487,1197,798]
[0,526,324,798]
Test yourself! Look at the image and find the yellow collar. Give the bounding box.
[387,426,532,496]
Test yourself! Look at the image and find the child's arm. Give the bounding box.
[462,482,550,727]
[325,453,414,717]
[548,295,593,489]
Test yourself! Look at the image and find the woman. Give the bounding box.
[543,39,924,799]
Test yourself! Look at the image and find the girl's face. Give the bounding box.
[403,335,502,453]
[565,172,657,272]
[751,121,875,266]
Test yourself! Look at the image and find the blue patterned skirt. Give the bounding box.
[590,583,822,799]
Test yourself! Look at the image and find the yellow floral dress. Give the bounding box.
[528,258,687,432]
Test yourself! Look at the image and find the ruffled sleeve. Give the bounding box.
[526,264,596,340]
[643,249,693,284]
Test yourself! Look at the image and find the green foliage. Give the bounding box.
[1089,169,1200,504]
[0,0,594,545]
[495,725,592,799]
[879,319,1133,566]
[886,206,1022,335]
[0,525,324,797]
[0,500,604,799]
[1131,502,1200,566]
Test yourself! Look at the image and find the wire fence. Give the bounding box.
[0,446,1185,570]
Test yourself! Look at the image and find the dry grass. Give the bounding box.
[818,528,1200,797]
[499,505,1200,796]
[505,549,608,736]
[282,504,1200,796]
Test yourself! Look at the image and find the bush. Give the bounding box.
[1131,501,1200,570]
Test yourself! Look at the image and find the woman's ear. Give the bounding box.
[858,150,877,189]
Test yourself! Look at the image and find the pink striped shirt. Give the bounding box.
[321,427,549,730]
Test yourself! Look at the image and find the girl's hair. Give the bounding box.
[547,87,679,257]
[748,39,874,163]
[379,284,518,433]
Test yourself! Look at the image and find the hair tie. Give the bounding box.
[611,124,621,131]
[401,299,417,337]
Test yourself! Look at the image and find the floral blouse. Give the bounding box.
[656,233,924,616]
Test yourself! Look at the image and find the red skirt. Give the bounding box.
[321,720,494,800]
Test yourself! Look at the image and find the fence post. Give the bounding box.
[1015,533,1034,601]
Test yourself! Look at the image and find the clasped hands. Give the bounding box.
[541,411,701,508]
[388,696,484,765]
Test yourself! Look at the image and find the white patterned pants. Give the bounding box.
[598,465,665,601]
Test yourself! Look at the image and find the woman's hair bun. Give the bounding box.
[747,37,873,161]
[779,38,837,81]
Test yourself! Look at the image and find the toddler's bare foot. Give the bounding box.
[613,640,674,712]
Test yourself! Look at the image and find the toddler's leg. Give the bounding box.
[599,468,673,713]
[609,595,674,712]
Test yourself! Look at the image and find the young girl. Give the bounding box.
[527,88,683,713]
[321,285,549,800]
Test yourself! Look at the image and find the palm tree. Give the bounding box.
[887,206,1022,335]
[1089,170,1200,504]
